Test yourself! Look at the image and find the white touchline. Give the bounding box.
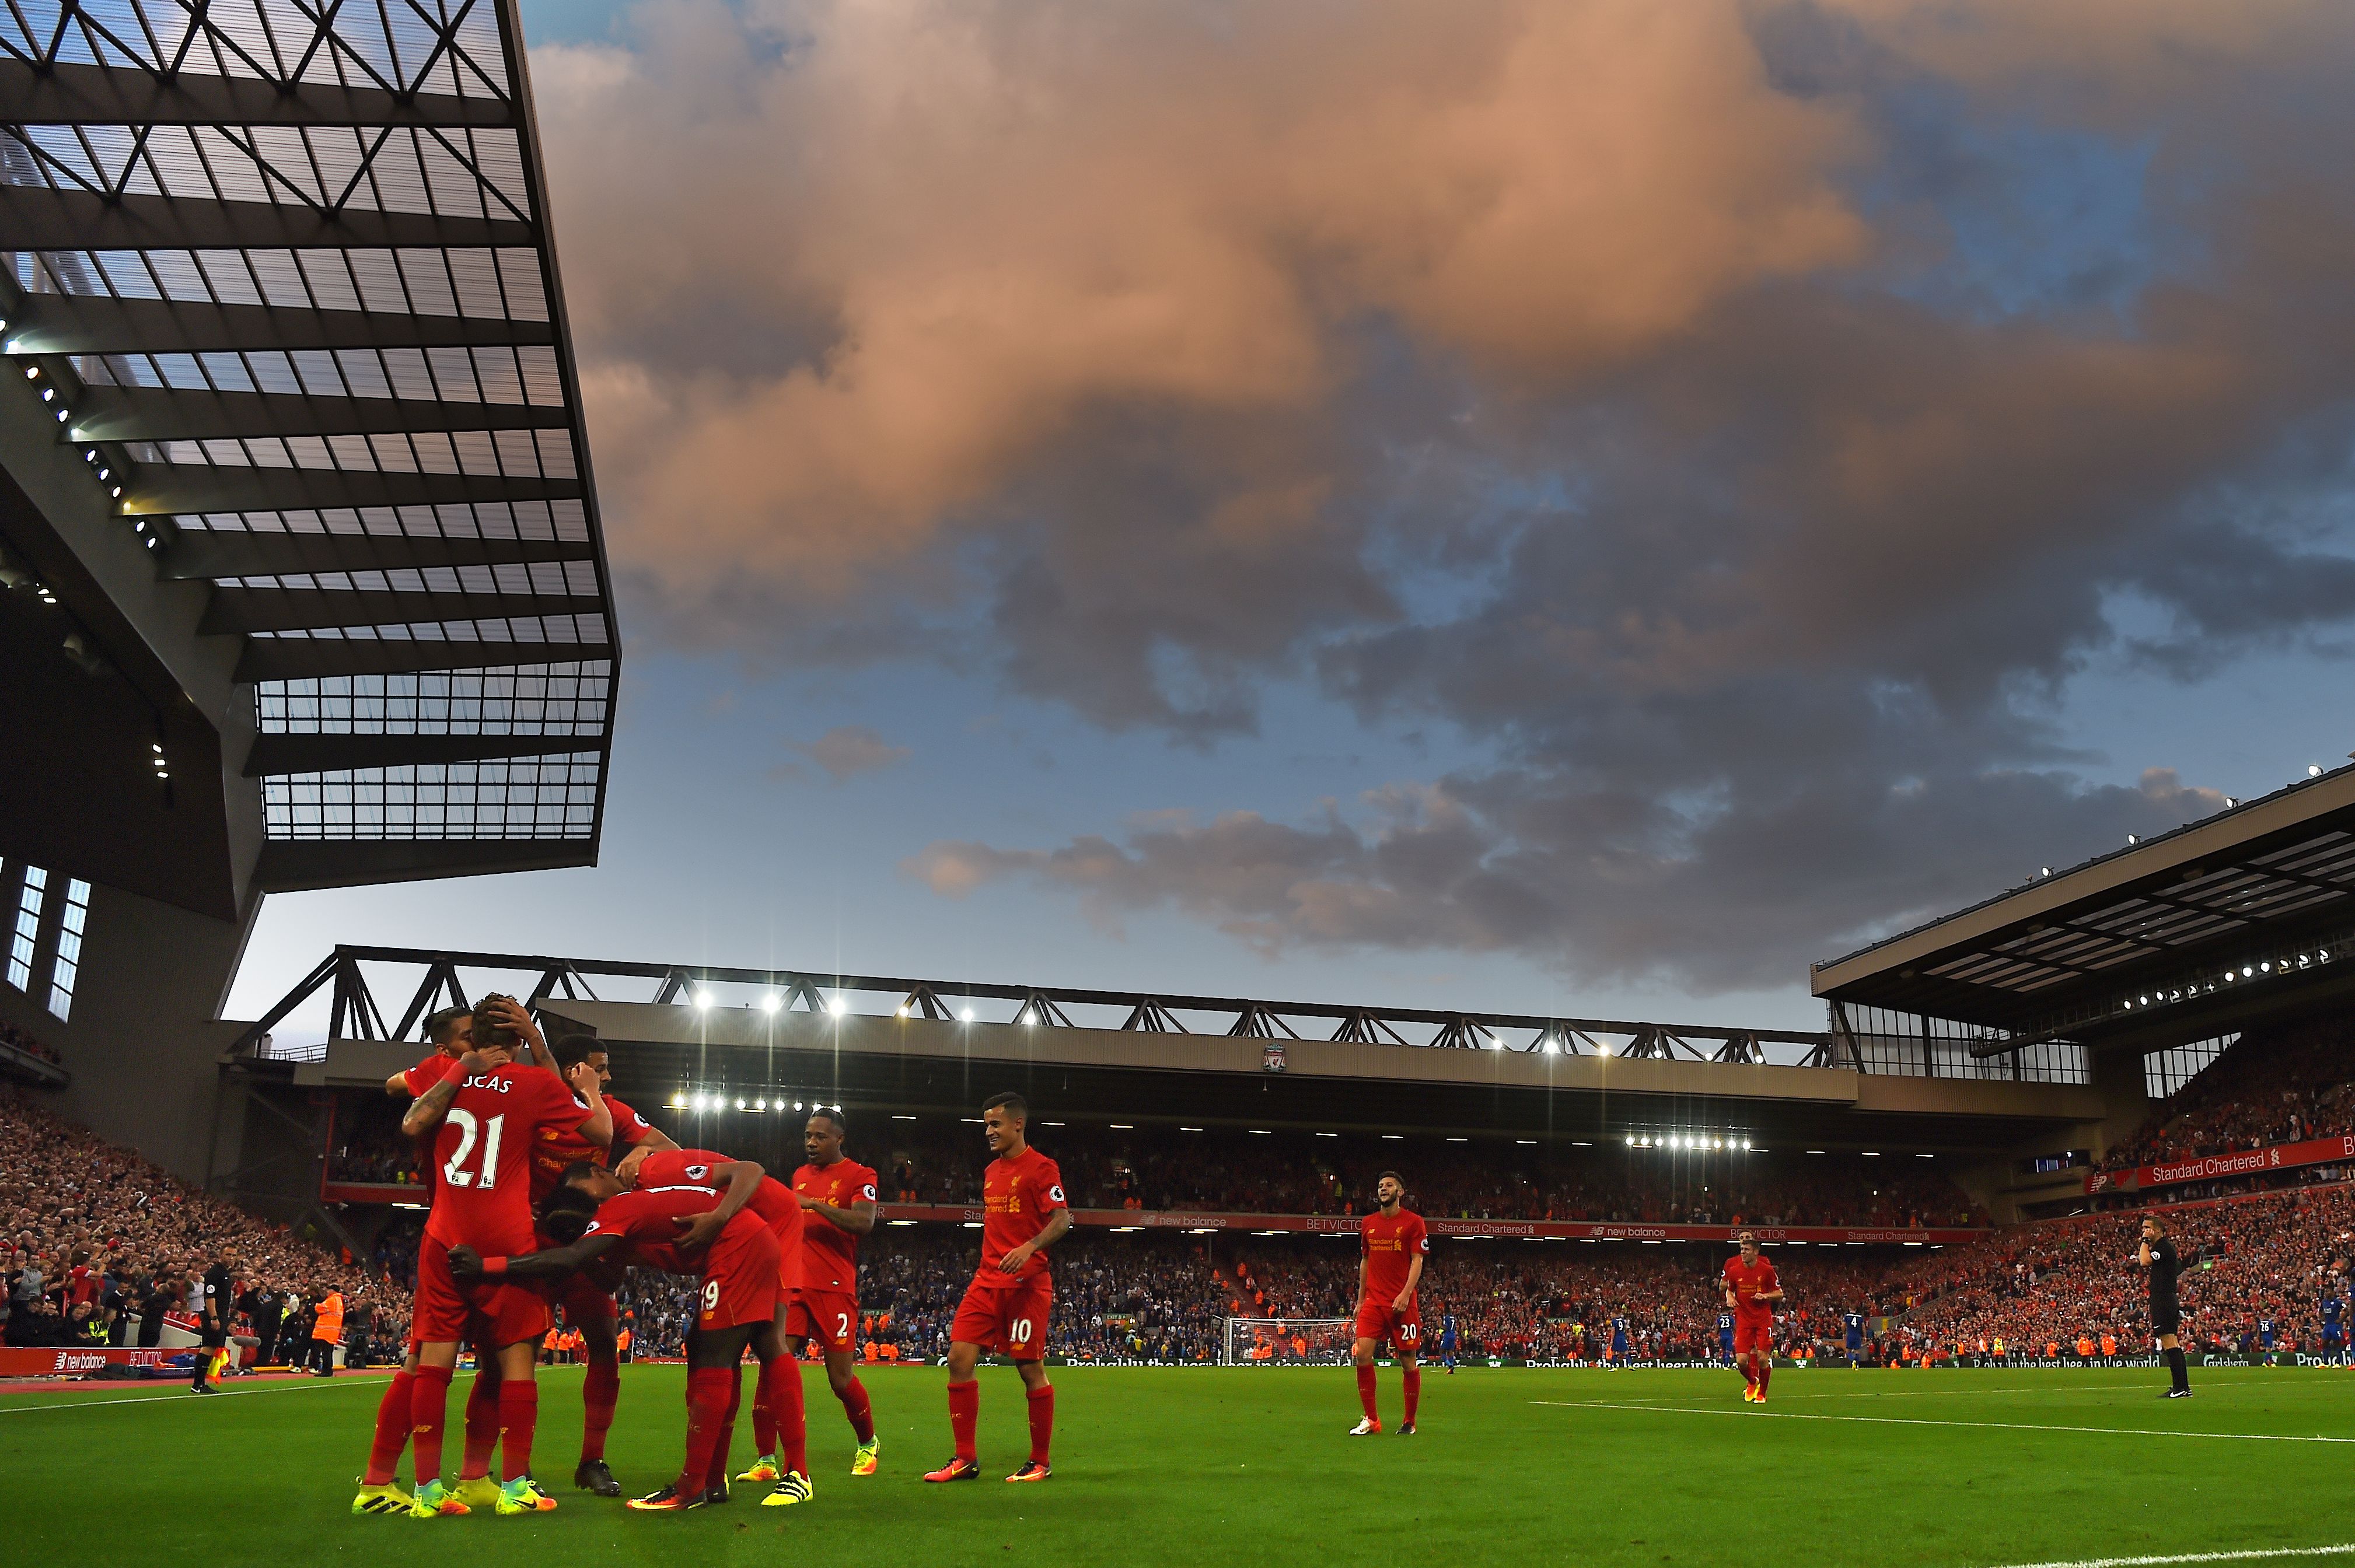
[1529,1400,2355,1444]
[0,1377,393,1415]
[1993,1544,2355,1568]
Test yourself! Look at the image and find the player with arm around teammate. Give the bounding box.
[1722,1230,1784,1404]
[1350,1172,1428,1436]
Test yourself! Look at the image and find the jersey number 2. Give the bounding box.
[441,1110,506,1189]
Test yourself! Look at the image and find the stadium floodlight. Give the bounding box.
[895,1004,909,1018]
[760,994,781,1013]
[827,995,847,1016]
[1595,1042,1612,1056]
[959,1007,974,1021]
[794,1101,805,1111]
[1741,1138,1751,1150]
[2126,834,2139,845]
[754,1098,767,1111]
[2040,866,2052,877]
[669,1093,686,1108]
[2244,966,2254,977]
[2312,765,2325,778]
[735,1098,747,1111]
[694,992,714,1009]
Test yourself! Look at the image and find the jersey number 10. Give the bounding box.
[442,1109,507,1189]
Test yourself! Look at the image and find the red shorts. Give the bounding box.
[951,1276,1051,1359]
[555,1279,617,1338]
[697,1224,783,1333]
[1354,1300,1424,1354]
[1734,1317,1773,1355]
[413,1236,550,1348]
[788,1289,859,1353]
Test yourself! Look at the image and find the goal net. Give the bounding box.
[1222,1318,1357,1366]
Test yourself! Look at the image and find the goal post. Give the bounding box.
[1222,1318,1357,1366]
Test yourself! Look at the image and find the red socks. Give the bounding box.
[1355,1364,1378,1422]
[754,1355,806,1471]
[840,1376,876,1444]
[704,1369,742,1493]
[410,1364,454,1486]
[1757,1358,1772,1395]
[460,1368,501,1480]
[498,1380,539,1482]
[948,1378,980,1461]
[679,1367,735,1496]
[1026,1383,1054,1465]
[364,1368,414,1485]
[581,1356,619,1463]
[1402,1366,1421,1425]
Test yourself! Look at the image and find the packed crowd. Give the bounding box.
[2104,1022,2355,1171]
[2,1088,409,1353]
[1881,1182,2354,1357]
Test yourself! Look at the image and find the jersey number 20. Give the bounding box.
[441,1110,506,1189]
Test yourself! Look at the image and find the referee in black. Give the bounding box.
[187,1248,235,1393]
[2135,1215,2191,1398]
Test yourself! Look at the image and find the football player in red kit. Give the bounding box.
[924,1092,1070,1485]
[451,1168,781,1513]
[617,1143,814,1507]
[352,1000,610,1520]
[785,1109,880,1475]
[1722,1230,1784,1403]
[1350,1171,1429,1436]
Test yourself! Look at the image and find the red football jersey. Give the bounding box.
[527,1090,655,1202]
[400,1049,453,1097]
[1722,1254,1780,1320]
[794,1158,879,1292]
[581,1182,768,1277]
[633,1148,801,1231]
[977,1145,1065,1287]
[421,1063,591,1254]
[1360,1208,1429,1304]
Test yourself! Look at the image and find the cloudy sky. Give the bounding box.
[230,0,2355,1034]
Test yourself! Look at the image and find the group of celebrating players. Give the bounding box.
[345,996,1068,1518]
[341,993,1813,1518]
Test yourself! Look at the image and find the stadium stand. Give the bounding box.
[2101,1020,2355,1172]
[2,1089,407,1353]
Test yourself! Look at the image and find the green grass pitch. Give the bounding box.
[8,1364,2355,1567]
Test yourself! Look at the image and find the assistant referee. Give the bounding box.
[2135,1215,2190,1398]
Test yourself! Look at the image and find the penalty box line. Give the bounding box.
[1529,1399,2355,1444]
[1993,1545,2355,1567]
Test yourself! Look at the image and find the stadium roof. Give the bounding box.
[1813,764,2355,1052]
[0,1,615,913]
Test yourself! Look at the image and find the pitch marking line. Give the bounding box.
[0,1377,390,1414]
[1531,1399,2355,1444]
[1994,1545,2355,1567]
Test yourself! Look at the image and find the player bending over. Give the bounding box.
[782,1109,882,1475]
[453,1164,787,1511]
[925,1092,1070,1484]
[1721,1230,1783,1404]
[616,1143,814,1505]
[1350,1171,1428,1436]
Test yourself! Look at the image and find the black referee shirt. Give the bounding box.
[2148,1237,2179,1311]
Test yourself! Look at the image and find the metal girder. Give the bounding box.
[159,530,592,582]
[0,59,517,128]
[252,837,596,894]
[68,385,572,443]
[200,584,599,634]
[0,184,536,252]
[1016,992,1074,1027]
[1120,999,1187,1032]
[234,637,616,683]
[128,466,581,514]
[244,731,598,777]
[1227,1003,1298,1040]
[2,291,557,356]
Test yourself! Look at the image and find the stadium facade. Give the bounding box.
[0,1,620,1182]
